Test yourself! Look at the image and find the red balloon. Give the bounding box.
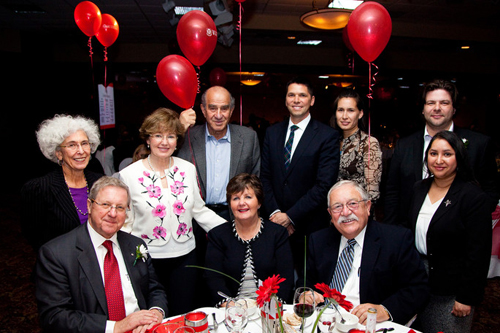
[342,26,354,52]
[176,10,217,67]
[209,67,226,86]
[156,55,198,109]
[74,1,102,37]
[347,2,392,63]
[96,14,119,47]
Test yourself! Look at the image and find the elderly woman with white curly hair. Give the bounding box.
[21,114,103,251]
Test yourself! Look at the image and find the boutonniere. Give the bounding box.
[462,138,469,149]
[133,244,149,266]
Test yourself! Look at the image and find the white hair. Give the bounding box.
[36,114,100,163]
[327,180,369,207]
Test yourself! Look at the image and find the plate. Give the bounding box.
[193,307,225,325]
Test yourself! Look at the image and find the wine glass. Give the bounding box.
[293,287,316,328]
[316,305,338,333]
[225,304,248,333]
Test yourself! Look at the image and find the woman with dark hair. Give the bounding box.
[407,130,491,333]
[333,88,382,202]
[205,173,294,306]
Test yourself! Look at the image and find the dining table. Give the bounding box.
[162,304,422,333]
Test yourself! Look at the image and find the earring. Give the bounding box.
[58,159,63,166]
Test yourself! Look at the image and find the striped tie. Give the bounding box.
[330,239,357,292]
[284,125,299,170]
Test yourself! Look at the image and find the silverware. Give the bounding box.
[376,328,394,332]
[212,312,219,331]
[217,291,233,302]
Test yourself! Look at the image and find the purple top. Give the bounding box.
[70,187,89,225]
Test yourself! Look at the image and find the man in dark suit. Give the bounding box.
[36,177,167,333]
[260,76,340,274]
[306,180,429,325]
[177,85,260,220]
[384,79,498,225]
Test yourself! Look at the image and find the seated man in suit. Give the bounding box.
[36,176,168,333]
[305,180,429,325]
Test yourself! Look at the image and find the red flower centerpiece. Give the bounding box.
[256,275,285,333]
[311,283,353,333]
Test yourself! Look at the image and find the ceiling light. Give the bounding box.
[301,0,363,30]
[241,79,262,86]
[461,45,470,49]
[297,40,322,45]
[174,6,204,15]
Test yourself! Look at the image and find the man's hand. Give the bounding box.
[269,212,291,228]
[451,301,472,317]
[179,109,196,131]
[286,224,295,236]
[114,310,162,333]
[351,304,390,324]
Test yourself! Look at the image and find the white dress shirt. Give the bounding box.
[87,222,139,333]
[339,226,366,308]
[285,114,311,159]
[415,194,443,255]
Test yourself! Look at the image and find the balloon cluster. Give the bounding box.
[156,10,218,109]
[74,1,119,49]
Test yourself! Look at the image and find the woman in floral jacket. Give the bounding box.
[118,108,226,315]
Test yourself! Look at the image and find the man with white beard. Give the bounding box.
[303,180,429,326]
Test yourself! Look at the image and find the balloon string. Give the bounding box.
[196,67,201,95]
[237,2,243,126]
[87,37,95,99]
[365,61,378,190]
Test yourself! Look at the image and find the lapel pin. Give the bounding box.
[445,200,451,207]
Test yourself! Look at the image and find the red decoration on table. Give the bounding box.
[315,283,353,311]
[156,55,198,109]
[256,274,286,308]
[96,14,119,48]
[176,10,217,67]
[347,1,392,63]
[74,1,102,37]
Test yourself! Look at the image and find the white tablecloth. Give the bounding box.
[166,305,421,333]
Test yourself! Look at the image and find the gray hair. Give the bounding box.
[327,180,369,207]
[89,176,131,206]
[36,114,100,163]
[201,86,235,110]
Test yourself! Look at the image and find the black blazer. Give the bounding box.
[305,220,429,325]
[384,127,498,225]
[260,117,340,235]
[36,223,168,333]
[407,177,492,306]
[21,168,102,251]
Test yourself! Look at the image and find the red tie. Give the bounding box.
[103,240,126,321]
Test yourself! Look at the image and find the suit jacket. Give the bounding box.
[384,127,498,225]
[260,117,340,235]
[305,221,429,325]
[407,178,492,305]
[36,223,168,333]
[177,123,261,201]
[21,168,103,251]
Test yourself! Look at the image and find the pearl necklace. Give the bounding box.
[65,176,89,216]
[147,155,172,180]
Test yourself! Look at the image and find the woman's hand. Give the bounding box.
[451,301,471,317]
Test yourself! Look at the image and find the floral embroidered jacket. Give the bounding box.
[118,157,226,259]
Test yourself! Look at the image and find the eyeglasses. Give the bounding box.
[59,141,94,151]
[329,200,367,213]
[91,199,128,213]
